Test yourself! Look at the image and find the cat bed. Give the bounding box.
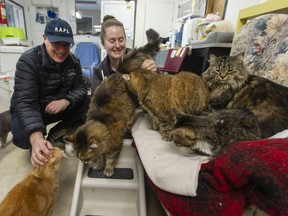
[132,111,288,215]
[188,31,234,45]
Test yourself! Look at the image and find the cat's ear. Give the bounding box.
[63,134,73,144]
[234,52,245,63]
[122,74,130,81]
[208,54,218,62]
[173,128,186,137]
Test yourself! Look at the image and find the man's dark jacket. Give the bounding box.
[10,44,88,138]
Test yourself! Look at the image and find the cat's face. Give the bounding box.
[36,147,64,176]
[64,120,110,164]
[171,127,197,153]
[202,53,249,89]
[49,147,65,170]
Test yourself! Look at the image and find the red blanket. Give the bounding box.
[148,138,288,216]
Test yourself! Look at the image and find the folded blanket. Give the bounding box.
[132,111,208,196]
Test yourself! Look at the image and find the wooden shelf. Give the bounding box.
[235,0,288,33]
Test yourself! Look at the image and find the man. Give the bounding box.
[10,18,89,167]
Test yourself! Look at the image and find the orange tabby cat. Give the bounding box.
[0,147,64,216]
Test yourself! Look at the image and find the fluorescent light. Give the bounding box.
[76,11,82,19]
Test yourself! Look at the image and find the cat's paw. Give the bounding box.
[90,162,103,171]
[161,136,172,142]
[0,141,10,150]
[104,168,114,177]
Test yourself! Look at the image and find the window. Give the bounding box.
[5,0,27,39]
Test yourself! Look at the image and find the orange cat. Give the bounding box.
[0,147,64,216]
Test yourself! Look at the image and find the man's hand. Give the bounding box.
[141,59,157,72]
[30,132,54,167]
[45,99,70,115]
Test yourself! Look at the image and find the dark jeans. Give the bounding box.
[11,95,90,149]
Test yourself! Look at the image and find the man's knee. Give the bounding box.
[11,114,31,149]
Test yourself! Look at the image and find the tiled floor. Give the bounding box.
[0,134,166,216]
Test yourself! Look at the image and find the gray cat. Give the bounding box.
[171,108,261,157]
[0,110,12,149]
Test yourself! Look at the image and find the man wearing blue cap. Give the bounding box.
[10,18,89,167]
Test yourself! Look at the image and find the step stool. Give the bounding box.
[70,139,146,216]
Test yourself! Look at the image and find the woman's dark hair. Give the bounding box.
[100,15,126,45]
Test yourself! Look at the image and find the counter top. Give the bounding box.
[0,46,30,53]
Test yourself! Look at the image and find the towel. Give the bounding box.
[131,111,208,196]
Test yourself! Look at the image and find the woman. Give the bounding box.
[91,15,157,93]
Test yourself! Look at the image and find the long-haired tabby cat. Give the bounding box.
[64,73,139,177]
[0,110,12,149]
[171,108,261,157]
[0,147,64,216]
[202,53,288,138]
[64,29,160,177]
[121,70,210,141]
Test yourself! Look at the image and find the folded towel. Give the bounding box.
[132,111,208,196]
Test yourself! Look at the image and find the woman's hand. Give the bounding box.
[141,59,157,72]
[30,132,54,167]
[45,99,70,115]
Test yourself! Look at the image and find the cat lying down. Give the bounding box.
[0,147,64,216]
[122,70,210,141]
[171,108,261,157]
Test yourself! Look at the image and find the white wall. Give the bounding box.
[224,0,263,27]
[9,0,268,47]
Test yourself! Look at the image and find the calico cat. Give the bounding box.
[0,110,12,149]
[64,73,139,177]
[0,147,64,216]
[121,70,210,141]
[202,53,288,138]
[171,109,261,157]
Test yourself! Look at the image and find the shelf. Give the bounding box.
[235,0,288,33]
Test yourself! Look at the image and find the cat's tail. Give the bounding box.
[117,28,160,74]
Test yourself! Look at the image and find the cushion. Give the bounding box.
[231,13,288,87]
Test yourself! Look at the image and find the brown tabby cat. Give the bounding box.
[0,147,64,216]
[202,53,288,138]
[171,108,261,157]
[64,28,160,177]
[122,70,210,141]
[0,110,12,149]
[64,73,139,177]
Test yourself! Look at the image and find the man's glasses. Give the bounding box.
[50,42,73,49]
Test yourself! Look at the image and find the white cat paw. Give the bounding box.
[104,168,114,177]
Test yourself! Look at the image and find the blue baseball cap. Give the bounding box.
[44,18,74,45]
